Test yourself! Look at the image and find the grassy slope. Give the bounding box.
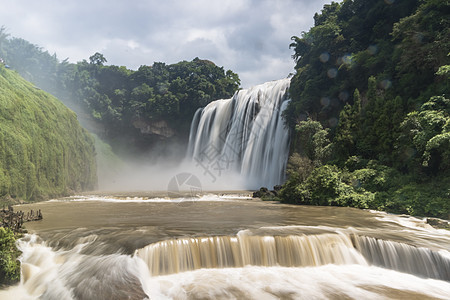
[0,65,97,204]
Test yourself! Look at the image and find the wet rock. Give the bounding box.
[273,185,282,192]
[252,187,278,199]
[426,218,449,229]
[1,207,43,233]
[253,187,269,198]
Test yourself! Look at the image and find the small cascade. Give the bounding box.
[135,233,366,276]
[186,79,291,188]
[135,233,450,281]
[8,234,149,300]
[353,235,450,281]
[6,232,450,299]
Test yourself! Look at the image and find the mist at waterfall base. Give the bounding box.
[97,79,291,192]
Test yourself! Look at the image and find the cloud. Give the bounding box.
[1,0,330,88]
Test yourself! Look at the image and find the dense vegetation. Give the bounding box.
[0,227,21,285]
[0,65,97,203]
[0,30,240,154]
[279,0,449,219]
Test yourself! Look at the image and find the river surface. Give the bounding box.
[1,192,450,299]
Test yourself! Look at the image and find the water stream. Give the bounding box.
[1,194,449,299]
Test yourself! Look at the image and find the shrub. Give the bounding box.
[0,227,21,285]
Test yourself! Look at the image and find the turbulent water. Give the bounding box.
[1,194,450,299]
[187,79,291,189]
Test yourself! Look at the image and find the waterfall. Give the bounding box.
[353,235,450,281]
[135,233,450,280]
[135,233,366,276]
[186,79,291,188]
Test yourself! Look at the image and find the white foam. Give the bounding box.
[142,265,450,300]
[46,194,250,204]
[47,196,169,203]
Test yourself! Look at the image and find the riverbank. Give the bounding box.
[1,206,43,232]
[0,205,43,286]
[253,185,450,230]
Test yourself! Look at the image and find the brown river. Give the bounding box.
[1,192,449,299]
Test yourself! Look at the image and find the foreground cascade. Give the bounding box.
[135,232,450,281]
[187,79,291,188]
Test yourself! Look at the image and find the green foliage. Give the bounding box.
[0,33,241,152]
[279,164,373,209]
[0,227,21,285]
[293,118,332,165]
[0,67,97,202]
[89,52,107,66]
[285,152,315,183]
[279,160,449,218]
[397,96,450,173]
[392,0,450,98]
[281,1,449,219]
[373,174,450,218]
[301,165,346,206]
[334,103,354,159]
[286,0,449,129]
[437,65,450,78]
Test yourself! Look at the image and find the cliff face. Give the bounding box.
[0,66,97,202]
[132,119,175,138]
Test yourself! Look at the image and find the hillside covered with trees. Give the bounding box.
[279,0,449,218]
[0,29,240,156]
[0,65,97,203]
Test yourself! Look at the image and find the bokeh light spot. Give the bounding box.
[320,97,330,107]
[327,68,338,78]
[319,52,330,63]
[367,45,378,55]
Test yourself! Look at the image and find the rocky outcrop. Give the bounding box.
[426,218,449,229]
[1,206,42,233]
[252,185,282,199]
[132,119,175,138]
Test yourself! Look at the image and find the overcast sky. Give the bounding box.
[1,0,330,88]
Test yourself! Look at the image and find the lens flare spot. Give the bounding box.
[380,79,392,90]
[327,68,338,79]
[367,45,378,55]
[339,91,349,102]
[319,52,330,63]
[320,97,331,107]
[328,117,338,127]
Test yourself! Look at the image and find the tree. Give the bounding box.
[358,76,378,158]
[397,96,450,174]
[294,118,332,165]
[89,52,107,66]
[334,103,354,160]
[0,26,10,56]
